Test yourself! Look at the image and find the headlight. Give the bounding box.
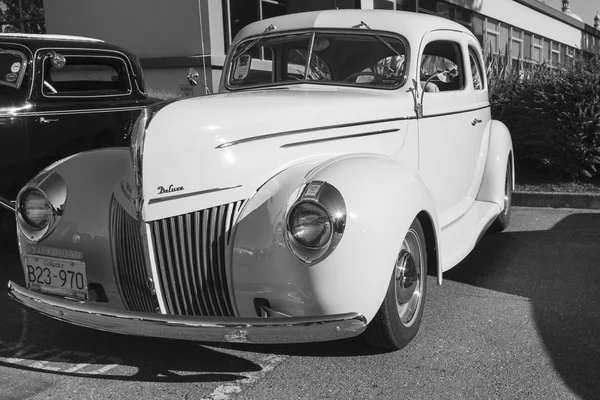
[285,181,346,264]
[19,189,53,230]
[17,172,67,242]
[288,202,332,249]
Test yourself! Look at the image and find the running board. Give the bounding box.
[440,200,501,272]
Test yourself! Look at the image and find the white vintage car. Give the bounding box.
[8,10,513,350]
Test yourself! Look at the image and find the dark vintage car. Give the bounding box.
[0,33,158,246]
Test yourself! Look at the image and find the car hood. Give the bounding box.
[141,86,414,221]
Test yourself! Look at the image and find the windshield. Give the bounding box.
[226,31,408,90]
[0,48,27,89]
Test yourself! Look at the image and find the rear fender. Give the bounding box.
[476,120,514,208]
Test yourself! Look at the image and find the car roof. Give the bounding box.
[0,33,131,54]
[234,9,474,46]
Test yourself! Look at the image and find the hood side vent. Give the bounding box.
[110,196,157,313]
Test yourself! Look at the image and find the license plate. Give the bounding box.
[25,256,88,300]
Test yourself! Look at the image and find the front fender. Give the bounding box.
[476,120,514,207]
[16,148,137,310]
[231,154,440,322]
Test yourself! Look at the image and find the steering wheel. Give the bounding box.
[344,71,387,83]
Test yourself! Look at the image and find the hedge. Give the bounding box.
[487,53,600,180]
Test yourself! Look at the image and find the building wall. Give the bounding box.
[44,0,207,57]
[446,0,582,49]
[44,0,213,96]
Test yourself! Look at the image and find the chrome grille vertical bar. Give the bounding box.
[161,219,184,315]
[215,204,234,316]
[177,214,198,314]
[201,209,218,315]
[151,222,174,314]
[192,212,209,314]
[146,223,167,314]
[207,208,224,316]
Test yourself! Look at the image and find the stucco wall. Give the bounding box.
[44,0,209,58]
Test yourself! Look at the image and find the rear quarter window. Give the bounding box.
[42,54,131,97]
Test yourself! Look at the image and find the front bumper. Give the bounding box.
[7,281,367,344]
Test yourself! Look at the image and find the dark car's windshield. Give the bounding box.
[0,48,27,89]
[226,31,408,90]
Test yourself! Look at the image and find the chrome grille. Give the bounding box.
[149,200,247,317]
[110,196,156,313]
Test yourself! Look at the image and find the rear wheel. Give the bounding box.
[491,158,512,232]
[364,218,427,350]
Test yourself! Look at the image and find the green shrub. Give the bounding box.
[487,51,600,180]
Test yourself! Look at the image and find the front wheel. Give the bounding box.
[363,218,427,350]
[490,158,512,233]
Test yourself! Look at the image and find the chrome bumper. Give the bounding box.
[7,281,367,344]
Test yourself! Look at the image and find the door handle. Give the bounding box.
[39,117,59,124]
[471,118,482,126]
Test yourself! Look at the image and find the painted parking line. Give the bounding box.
[0,344,122,375]
[202,354,288,400]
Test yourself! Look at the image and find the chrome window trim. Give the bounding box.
[40,54,132,99]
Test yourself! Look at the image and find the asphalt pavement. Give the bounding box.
[1,207,599,400]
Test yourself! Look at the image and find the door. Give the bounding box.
[417,33,485,227]
[0,44,34,203]
[29,49,144,175]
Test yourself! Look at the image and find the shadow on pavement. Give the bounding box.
[445,213,600,400]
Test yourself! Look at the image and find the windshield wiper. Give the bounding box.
[233,24,276,62]
[354,21,402,58]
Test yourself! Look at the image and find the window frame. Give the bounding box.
[224,28,411,92]
[468,46,484,91]
[40,53,132,99]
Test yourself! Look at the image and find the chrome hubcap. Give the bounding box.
[395,229,424,327]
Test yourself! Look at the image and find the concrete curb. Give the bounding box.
[513,191,600,209]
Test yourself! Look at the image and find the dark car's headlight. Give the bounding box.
[286,181,346,264]
[19,189,53,230]
[17,172,67,242]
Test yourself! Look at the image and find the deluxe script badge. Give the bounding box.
[157,185,184,195]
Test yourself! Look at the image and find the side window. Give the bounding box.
[468,47,484,90]
[42,54,131,97]
[420,40,464,92]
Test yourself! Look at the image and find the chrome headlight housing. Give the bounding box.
[285,181,346,264]
[17,172,67,242]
